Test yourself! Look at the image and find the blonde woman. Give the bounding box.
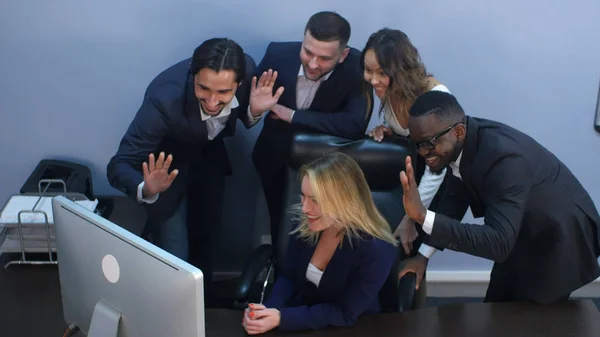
[242,152,398,334]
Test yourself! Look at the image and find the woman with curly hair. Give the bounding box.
[361,28,450,260]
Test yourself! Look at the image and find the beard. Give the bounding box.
[430,164,446,175]
[427,142,463,175]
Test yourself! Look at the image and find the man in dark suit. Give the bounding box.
[249,11,372,256]
[107,38,258,290]
[398,90,600,304]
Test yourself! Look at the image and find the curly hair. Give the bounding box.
[360,28,432,125]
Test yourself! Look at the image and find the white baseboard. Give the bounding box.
[426,270,600,298]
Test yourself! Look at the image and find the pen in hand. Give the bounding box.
[259,262,274,305]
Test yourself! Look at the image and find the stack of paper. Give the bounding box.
[0,195,98,225]
[0,195,99,253]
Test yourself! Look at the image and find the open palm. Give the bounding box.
[400,156,426,224]
[142,152,178,197]
[249,69,285,116]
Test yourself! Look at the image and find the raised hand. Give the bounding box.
[399,156,427,225]
[141,152,178,198]
[249,69,285,116]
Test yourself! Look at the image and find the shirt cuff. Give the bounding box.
[422,210,435,235]
[290,110,296,121]
[247,106,264,126]
[418,244,437,259]
[137,181,159,204]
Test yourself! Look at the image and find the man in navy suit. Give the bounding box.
[249,11,372,257]
[107,38,258,291]
[399,91,600,304]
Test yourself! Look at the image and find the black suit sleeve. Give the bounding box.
[238,54,258,128]
[106,96,169,199]
[290,87,370,140]
[427,154,532,262]
[420,172,470,250]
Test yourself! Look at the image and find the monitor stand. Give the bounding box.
[88,300,122,337]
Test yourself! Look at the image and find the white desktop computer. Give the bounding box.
[52,196,205,337]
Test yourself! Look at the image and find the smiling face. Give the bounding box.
[299,31,349,81]
[362,48,390,98]
[193,68,239,115]
[300,175,335,232]
[408,114,466,174]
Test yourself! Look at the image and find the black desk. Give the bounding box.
[206,300,600,337]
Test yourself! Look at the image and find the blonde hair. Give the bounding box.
[290,152,397,247]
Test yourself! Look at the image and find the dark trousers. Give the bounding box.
[186,162,226,295]
[146,195,189,261]
[484,264,572,304]
[253,155,286,261]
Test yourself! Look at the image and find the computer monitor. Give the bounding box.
[52,196,205,337]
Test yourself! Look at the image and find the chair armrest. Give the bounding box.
[234,244,273,300]
[396,272,417,312]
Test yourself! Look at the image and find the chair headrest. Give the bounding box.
[289,132,415,191]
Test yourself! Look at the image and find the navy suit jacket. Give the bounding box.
[264,231,397,331]
[252,42,372,166]
[426,116,600,303]
[106,55,256,221]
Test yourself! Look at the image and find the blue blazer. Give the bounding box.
[264,231,397,331]
[252,42,372,167]
[106,55,256,222]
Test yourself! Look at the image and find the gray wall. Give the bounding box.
[1,0,599,273]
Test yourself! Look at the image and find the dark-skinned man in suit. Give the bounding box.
[249,11,372,259]
[107,38,260,296]
[398,90,600,304]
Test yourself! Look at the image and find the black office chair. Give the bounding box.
[233,131,427,311]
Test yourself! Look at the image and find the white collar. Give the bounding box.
[298,65,334,82]
[200,95,239,121]
[450,150,463,170]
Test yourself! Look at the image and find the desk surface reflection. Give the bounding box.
[205,300,600,337]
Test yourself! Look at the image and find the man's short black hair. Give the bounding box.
[409,91,465,122]
[190,38,246,83]
[304,11,351,48]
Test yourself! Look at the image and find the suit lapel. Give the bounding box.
[309,75,331,110]
[460,116,485,216]
[460,116,478,179]
[184,73,208,140]
[278,47,301,110]
[309,63,345,110]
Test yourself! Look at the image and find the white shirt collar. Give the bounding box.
[199,95,239,121]
[449,150,463,178]
[298,65,334,82]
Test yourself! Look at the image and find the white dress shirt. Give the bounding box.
[382,84,451,254]
[137,96,246,203]
[294,65,333,111]
[383,84,450,209]
[306,262,324,287]
[418,150,463,258]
